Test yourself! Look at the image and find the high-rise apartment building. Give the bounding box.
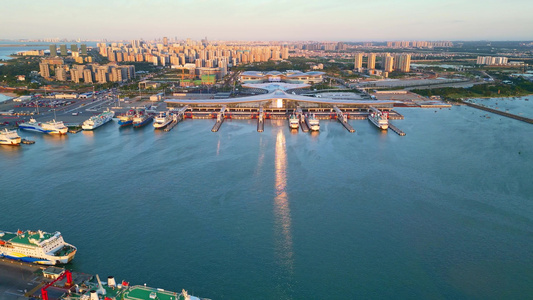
[83,69,93,83]
[354,53,363,70]
[71,44,78,52]
[59,45,68,56]
[383,55,394,72]
[56,67,67,81]
[49,44,57,56]
[399,54,411,72]
[39,63,50,78]
[367,53,376,70]
[80,44,87,56]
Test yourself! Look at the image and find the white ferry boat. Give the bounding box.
[18,118,68,134]
[306,114,320,131]
[153,112,173,129]
[0,230,77,265]
[368,110,389,130]
[82,109,115,130]
[289,114,299,129]
[0,128,21,145]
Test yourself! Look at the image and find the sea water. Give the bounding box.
[1,101,533,299]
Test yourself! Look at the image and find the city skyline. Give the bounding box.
[2,0,533,41]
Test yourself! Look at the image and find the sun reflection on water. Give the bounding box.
[274,128,294,274]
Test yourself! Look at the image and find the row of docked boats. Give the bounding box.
[288,113,321,131]
[1,118,69,145]
[118,109,175,129]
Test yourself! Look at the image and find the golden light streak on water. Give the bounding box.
[274,128,294,274]
[254,137,265,177]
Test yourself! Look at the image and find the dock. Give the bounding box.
[211,105,226,132]
[462,101,533,124]
[165,105,188,132]
[388,122,406,136]
[257,106,264,132]
[295,107,309,132]
[333,106,355,132]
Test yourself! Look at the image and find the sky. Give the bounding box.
[1,0,532,41]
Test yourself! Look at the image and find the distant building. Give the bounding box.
[354,53,363,71]
[49,44,57,56]
[56,67,67,81]
[382,55,394,73]
[39,63,50,78]
[367,53,376,70]
[240,71,324,85]
[71,44,78,52]
[80,44,87,56]
[59,45,68,56]
[476,56,508,65]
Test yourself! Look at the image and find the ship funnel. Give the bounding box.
[107,276,116,288]
[89,290,99,300]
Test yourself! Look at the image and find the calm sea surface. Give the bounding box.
[1,101,533,299]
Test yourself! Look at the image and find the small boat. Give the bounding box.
[0,129,21,145]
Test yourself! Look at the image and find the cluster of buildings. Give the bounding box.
[239,71,325,84]
[39,57,135,84]
[18,44,91,64]
[386,41,454,48]
[96,39,291,81]
[354,53,411,77]
[476,56,509,65]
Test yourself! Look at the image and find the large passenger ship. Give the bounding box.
[0,129,21,145]
[0,230,76,265]
[368,110,389,130]
[82,109,115,130]
[18,118,68,134]
[306,114,320,131]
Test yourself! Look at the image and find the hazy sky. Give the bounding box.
[2,0,532,41]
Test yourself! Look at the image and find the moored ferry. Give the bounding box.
[153,112,173,129]
[306,113,320,131]
[368,110,389,130]
[0,128,21,145]
[18,118,68,134]
[289,114,299,129]
[132,109,153,128]
[0,229,76,265]
[82,109,115,130]
[118,109,135,127]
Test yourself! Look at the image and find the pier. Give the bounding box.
[462,101,533,124]
[333,106,355,132]
[211,105,226,132]
[295,107,310,132]
[388,123,406,136]
[165,105,188,132]
[257,106,264,132]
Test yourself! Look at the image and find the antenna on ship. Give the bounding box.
[95,274,106,295]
